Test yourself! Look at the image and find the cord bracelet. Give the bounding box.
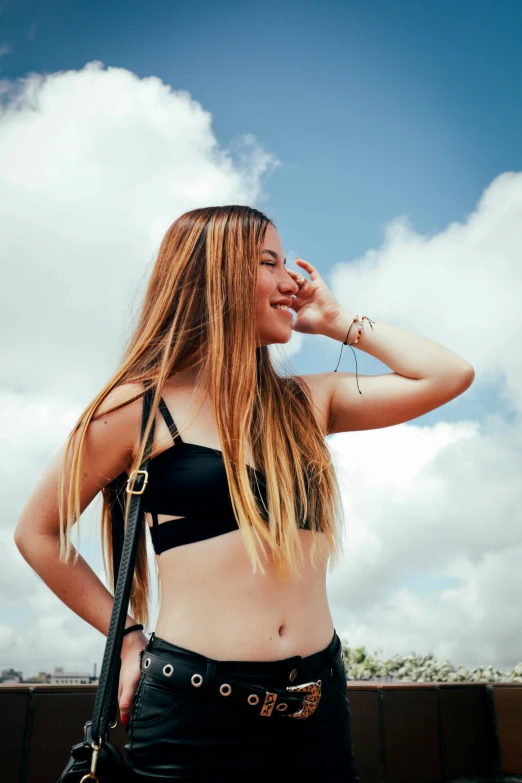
[334,314,376,394]
[122,623,144,637]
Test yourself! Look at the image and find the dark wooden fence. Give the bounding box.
[2,681,522,783]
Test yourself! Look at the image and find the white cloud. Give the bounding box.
[329,171,522,410]
[0,59,281,399]
[0,61,282,675]
[330,545,522,672]
[1,58,521,677]
[327,175,522,669]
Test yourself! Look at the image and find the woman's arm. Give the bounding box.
[323,309,475,432]
[287,258,474,433]
[14,382,147,723]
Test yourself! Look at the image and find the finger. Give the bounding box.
[287,270,306,285]
[295,258,322,282]
[119,691,133,726]
[286,268,308,288]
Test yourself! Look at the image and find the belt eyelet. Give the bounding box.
[276,703,288,712]
[247,694,260,706]
[162,664,174,677]
[143,657,151,670]
[191,673,203,688]
[219,683,232,696]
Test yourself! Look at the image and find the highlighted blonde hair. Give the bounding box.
[58,205,344,627]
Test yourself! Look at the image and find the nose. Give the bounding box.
[280,270,300,296]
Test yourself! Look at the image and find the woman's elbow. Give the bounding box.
[447,362,475,399]
[461,363,475,391]
[14,525,27,556]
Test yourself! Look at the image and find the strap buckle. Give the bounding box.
[126,470,149,495]
[285,680,322,719]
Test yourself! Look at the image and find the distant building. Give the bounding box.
[0,668,23,683]
[24,672,51,684]
[49,667,91,685]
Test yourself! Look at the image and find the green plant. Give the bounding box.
[340,642,522,683]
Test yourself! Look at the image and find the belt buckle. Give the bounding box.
[285,679,322,719]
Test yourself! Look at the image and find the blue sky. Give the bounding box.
[1,1,521,673]
[2,0,520,413]
[3,0,521,251]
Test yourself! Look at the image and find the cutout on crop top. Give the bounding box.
[142,398,273,554]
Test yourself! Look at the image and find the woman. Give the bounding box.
[14,205,474,781]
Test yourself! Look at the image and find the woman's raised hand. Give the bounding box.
[287,258,344,336]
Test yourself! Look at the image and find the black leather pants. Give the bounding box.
[125,629,359,782]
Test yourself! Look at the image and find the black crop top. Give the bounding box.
[142,398,272,554]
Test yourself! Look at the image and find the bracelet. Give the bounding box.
[123,623,144,637]
[334,314,375,395]
[342,314,375,346]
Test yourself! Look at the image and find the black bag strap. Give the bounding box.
[108,474,126,593]
[91,385,156,743]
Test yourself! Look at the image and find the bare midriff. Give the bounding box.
[152,526,334,662]
[144,373,335,662]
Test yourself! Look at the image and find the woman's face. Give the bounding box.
[255,224,299,347]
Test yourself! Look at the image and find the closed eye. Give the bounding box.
[261,262,276,266]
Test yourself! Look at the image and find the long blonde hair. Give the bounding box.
[58,205,344,627]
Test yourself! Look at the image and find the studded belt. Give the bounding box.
[140,650,325,719]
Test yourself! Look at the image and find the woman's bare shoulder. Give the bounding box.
[94,381,145,417]
[88,381,146,469]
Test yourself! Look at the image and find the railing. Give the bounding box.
[2,681,522,783]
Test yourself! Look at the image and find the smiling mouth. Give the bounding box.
[271,305,293,316]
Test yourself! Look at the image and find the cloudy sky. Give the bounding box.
[1,0,521,678]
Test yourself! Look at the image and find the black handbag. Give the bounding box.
[57,386,156,783]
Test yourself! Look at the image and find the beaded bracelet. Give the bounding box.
[334,314,375,394]
[350,314,375,345]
